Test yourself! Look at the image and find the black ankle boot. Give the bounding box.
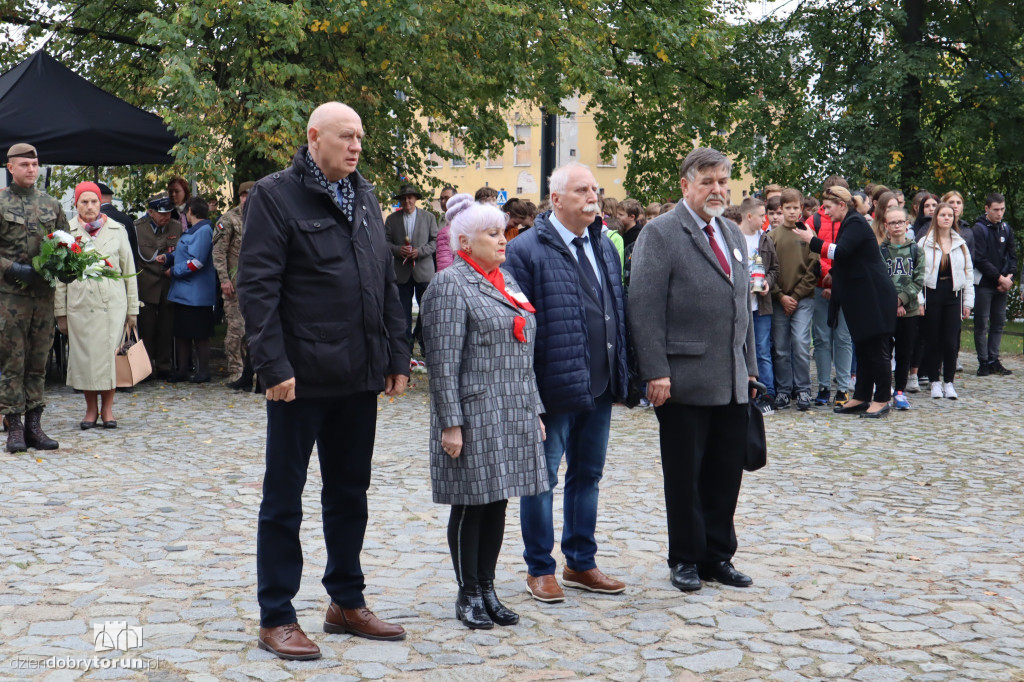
[227,365,253,391]
[479,580,519,626]
[455,586,493,629]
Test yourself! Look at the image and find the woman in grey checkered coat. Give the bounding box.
[421,194,549,631]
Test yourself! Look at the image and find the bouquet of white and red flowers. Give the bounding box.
[32,230,134,286]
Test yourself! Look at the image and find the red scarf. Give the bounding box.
[457,251,535,342]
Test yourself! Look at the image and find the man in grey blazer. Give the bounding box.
[628,147,758,593]
[385,183,438,348]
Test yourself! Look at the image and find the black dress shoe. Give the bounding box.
[833,401,869,414]
[455,586,494,629]
[698,561,753,587]
[860,405,891,419]
[165,372,189,383]
[479,580,519,626]
[102,420,118,429]
[189,373,211,384]
[670,563,702,592]
[80,419,99,430]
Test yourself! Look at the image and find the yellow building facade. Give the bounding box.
[424,98,755,207]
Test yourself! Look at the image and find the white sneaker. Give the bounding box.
[943,382,958,400]
[930,381,943,399]
[906,374,920,393]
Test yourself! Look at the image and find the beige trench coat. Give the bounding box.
[54,217,140,390]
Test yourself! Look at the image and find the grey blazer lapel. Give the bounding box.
[675,203,731,281]
[414,210,430,246]
[457,260,519,312]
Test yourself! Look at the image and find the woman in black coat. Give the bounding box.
[794,186,896,417]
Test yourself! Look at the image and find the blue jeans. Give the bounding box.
[771,297,814,395]
[752,313,774,396]
[520,391,613,576]
[812,288,853,392]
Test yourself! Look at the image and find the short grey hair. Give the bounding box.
[548,162,593,196]
[679,147,732,182]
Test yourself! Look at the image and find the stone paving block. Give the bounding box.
[2,355,1023,680]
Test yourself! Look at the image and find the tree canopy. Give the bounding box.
[1,0,741,206]
[3,0,1024,224]
[727,0,1024,223]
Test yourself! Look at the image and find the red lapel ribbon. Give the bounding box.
[457,251,535,342]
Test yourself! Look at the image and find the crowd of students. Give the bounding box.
[429,177,1017,417]
[724,179,1018,415]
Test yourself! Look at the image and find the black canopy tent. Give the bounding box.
[0,50,179,167]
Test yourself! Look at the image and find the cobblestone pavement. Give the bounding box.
[1,353,1023,681]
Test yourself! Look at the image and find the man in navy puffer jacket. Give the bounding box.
[504,162,628,604]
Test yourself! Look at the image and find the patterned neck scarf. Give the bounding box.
[79,214,105,237]
[304,148,355,223]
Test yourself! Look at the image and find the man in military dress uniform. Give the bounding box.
[213,180,254,386]
[134,195,183,379]
[0,144,66,453]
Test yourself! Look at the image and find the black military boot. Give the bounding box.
[5,414,27,453]
[24,407,58,450]
[227,364,254,391]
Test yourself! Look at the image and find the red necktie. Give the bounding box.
[703,225,731,276]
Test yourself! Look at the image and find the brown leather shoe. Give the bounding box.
[562,567,626,594]
[526,574,565,603]
[324,603,406,640]
[257,623,321,660]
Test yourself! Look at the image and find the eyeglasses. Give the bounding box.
[886,220,907,227]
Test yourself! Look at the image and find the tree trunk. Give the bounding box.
[899,0,926,192]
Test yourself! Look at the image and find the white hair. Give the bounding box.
[548,162,593,196]
[445,193,506,246]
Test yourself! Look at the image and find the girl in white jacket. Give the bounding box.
[918,203,974,399]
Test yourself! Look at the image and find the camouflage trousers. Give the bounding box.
[223,294,245,375]
[0,293,55,415]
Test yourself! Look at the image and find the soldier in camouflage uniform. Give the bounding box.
[0,144,66,453]
[213,181,253,386]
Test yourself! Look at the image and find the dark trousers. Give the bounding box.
[448,500,508,589]
[257,392,377,627]
[973,285,1008,364]
[853,333,892,403]
[138,296,175,374]
[922,279,962,383]
[892,316,920,392]
[397,280,429,346]
[654,401,747,567]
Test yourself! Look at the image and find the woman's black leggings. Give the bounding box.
[448,499,508,589]
[922,277,962,384]
[892,316,919,392]
[853,333,892,403]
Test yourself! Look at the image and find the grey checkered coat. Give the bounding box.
[421,258,549,506]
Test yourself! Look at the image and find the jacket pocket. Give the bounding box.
[294,218,343,264]
[666,340,706,356]
[285,320,354,385]
[36,207,58,232]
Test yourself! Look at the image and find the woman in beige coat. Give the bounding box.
[55,182,139,429]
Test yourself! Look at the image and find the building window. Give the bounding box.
[597,138,617,168]
[427,131,445,169]
[513,124,532,166]
[485,147,504,168]
[450,133,466,168]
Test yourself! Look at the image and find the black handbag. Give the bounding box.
[745,381,767,472]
